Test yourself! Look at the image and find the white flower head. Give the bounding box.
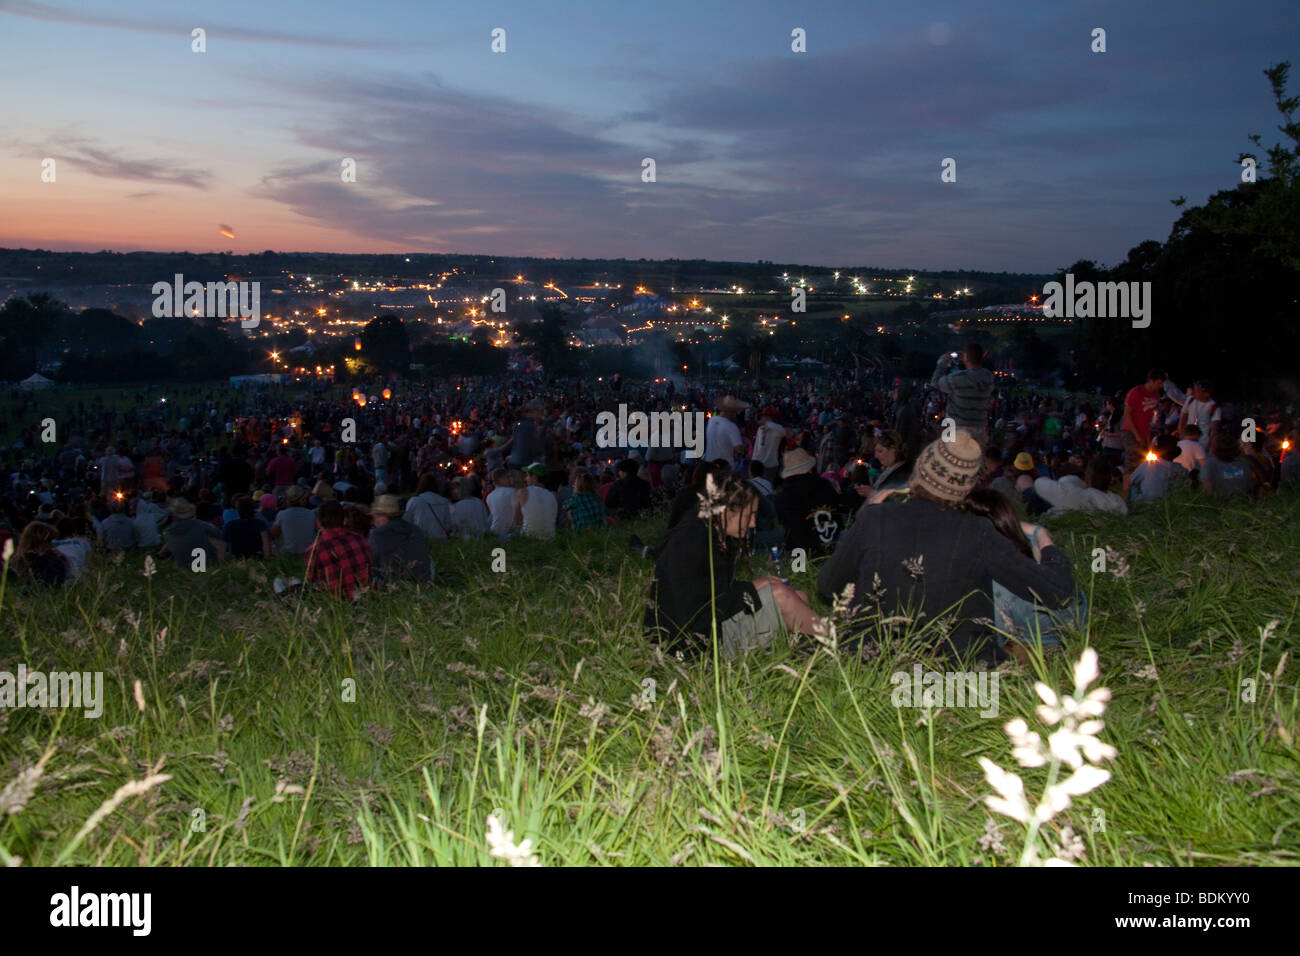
[979,757,1031,823]
[486,813,540,867]
[1073,647,1099,692]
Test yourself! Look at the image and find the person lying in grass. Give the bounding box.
[644,472,820,660]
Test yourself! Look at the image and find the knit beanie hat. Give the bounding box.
[910,430,982,503]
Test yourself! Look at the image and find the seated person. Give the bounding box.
[604,458,652,519]
[1127,435,1189,503]
[160,498,224,570]
[1200,431,1256,498]
[1033,459,1127,515]
[645,473,820,659]
[304,500,372,599]
[775,449,841,554]
[8,520,70,587]
[221,495,271,558]
[368,494,432,582]
[817,431,1076,665]
[964,489,1087,654]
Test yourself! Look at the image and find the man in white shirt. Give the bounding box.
[752,406,789,473]
[486,468,521,538]
[1175,424,1208,472]
[404,473,452,542]
[703,396,748,463]
[1179,381,1220,450]
[517,463,557,540]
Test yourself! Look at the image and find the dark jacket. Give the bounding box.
[817,497,1075,663]
[368,517,432,582]
[643,510,759,657]
[605,474,652,518]
[775,472,842,554]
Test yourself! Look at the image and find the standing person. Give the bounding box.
[404,473,452,543]
[752,406,789,477]
[304,500,371,600]
[517,463,558,540]
[504,401,546,470]
[372,438,390,486]
[931,344,995,447]
[818,430,1076,664]
[266,445,298,497]
[703,396,749,464]
[98,446,131,497]
[1121,369,1167,471]
[644,472,820,659]
[368,494,432,582]
[1178,380,1221,451]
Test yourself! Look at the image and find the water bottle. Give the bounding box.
[769,546,782,576]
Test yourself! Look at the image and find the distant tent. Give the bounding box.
[20,373,54,390]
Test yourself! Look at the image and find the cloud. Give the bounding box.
[0,0,408,50]
[33,138,212,188]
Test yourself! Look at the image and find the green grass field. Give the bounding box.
[1,490,1297,867]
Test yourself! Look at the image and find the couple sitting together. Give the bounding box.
[644,430,1084,665]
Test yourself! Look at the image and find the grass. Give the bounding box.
[1,489,1297,866]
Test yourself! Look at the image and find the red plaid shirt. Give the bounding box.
[305,527,371,600]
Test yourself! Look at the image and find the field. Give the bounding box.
[2,488,1297,867]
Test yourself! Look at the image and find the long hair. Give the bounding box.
[962,489,1032,559]
[16,520,59,559]
[698,472,758,553]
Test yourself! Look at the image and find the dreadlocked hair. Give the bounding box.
[697,471,759,553]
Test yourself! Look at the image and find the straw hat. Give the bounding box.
[716,395,750,414]
[169,497,196,519]
[781,447,817,478]
[371,494,402,517]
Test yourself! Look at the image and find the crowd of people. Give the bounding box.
[2,346,1296,665]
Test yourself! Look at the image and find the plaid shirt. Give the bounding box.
[562,491,606,531]
[305,527,371,600]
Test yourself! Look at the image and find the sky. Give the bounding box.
[0,0,1296,272]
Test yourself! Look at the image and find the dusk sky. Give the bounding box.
[1,0,1295,272]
